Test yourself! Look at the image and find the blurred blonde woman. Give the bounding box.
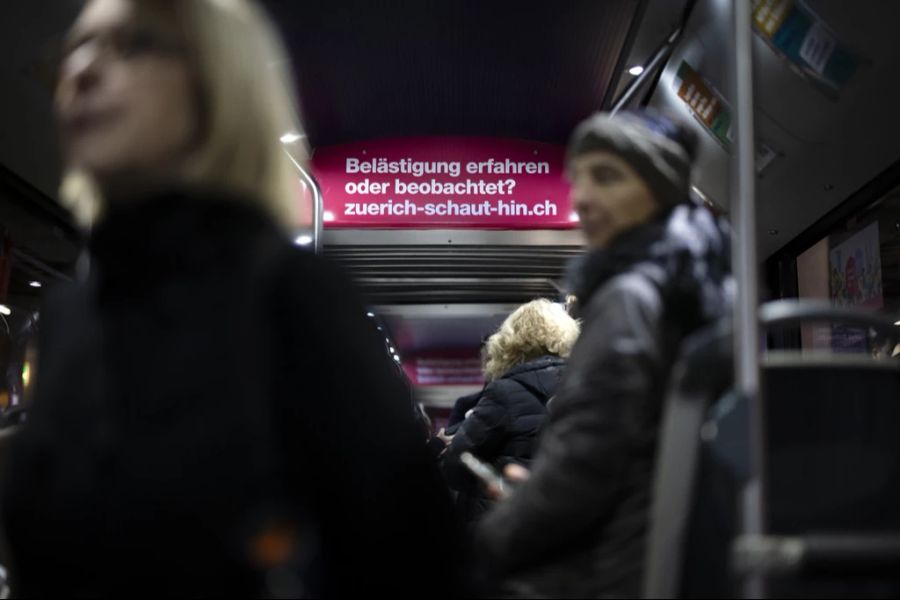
[442,299,579,524]
[2,1,460,596]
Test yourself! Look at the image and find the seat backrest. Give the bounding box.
[762,356,900,597]
[647,301,900,598]
[643,320,733,599]
[679,358,900,598]
[763,357,900,534]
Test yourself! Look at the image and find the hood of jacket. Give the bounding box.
[566,199,733,333]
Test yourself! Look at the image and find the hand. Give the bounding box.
[486,464,531,500]
[436,428,455,458]
[436,428,454,446]
[503,463,531,483]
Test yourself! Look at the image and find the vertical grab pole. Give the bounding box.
[730,0,765,597]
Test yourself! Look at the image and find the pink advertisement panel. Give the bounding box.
[311,137,577,229]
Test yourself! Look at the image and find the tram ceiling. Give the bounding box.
[10,0,900,295]
[263,0,645,147]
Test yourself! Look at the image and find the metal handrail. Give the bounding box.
[284,150,325,255]
[610,0,698,115]
[760,299,899,339]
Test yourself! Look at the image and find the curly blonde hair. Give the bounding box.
[483,299,580,381]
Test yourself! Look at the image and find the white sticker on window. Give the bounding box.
[799,21,837,75]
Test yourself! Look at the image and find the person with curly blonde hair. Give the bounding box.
[441,299,579,524]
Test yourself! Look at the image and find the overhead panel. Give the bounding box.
[325,244,581,305]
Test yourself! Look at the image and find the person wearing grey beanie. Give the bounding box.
[476,110,732,598]
[565,110,700,249]
[568,110,698,208]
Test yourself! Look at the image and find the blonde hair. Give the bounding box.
[483,299,580,381]
[61,0,304,227]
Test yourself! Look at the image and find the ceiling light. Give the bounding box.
[628,65,644,76]
[294,234,313,246]
[280,131,303,144]
[367,312,375,318]
[895,320,900,326]
[393,355,401,362]
[29,281,42,288]
[0,305,10,316]
[389,346,395,354]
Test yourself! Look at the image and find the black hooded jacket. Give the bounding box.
[477,200,732,598]
[442,355,565,523]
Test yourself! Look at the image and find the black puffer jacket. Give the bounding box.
[446,391,481,432]
[477,200,732,598]
[442,355,565,523]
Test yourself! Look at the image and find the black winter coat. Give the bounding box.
[442,356,564,523]
[477,201,732,598]
[446,391,481,432]
[1,189,462,598]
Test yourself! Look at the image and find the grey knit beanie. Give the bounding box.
[567,110,698,208]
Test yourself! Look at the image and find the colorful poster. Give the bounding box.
[752,0,860,94]
[829,221,883,310]
[673,61,733,149]
[311,137,575,229]
[829,221,883,352]
[753,0,794,40]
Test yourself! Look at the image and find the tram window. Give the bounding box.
[792,183,900,355]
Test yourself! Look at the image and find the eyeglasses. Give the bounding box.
[55,26,187,79]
